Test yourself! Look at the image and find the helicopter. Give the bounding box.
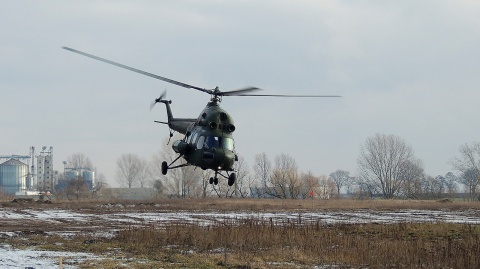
[62,46,340,186]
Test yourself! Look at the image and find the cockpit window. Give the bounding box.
[191,132,199,145]
[197,136,205,149]
[205,136,220,148]
[204,136,234,151]
[222,137,234,151]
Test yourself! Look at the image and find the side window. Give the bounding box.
[187,127,200,144]
[187,128,198,145]
[197,136,205,149]
[222,138,234,151]
[191,132,199,145]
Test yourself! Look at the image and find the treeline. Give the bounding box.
[57,134,480,200]
[110,134,480,200]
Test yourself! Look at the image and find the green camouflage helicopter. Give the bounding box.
[63,47,340,186]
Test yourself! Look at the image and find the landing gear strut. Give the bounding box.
[161,155,189,176]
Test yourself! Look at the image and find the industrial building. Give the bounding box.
[37,147,54,192]
[1,146,97,197]
[57,166,96,190]
[0,158,30,194]
[0,146,54,196]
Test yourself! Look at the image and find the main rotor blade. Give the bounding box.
[233,94,342,97]
[62,46,210,94]
[221,87,261,96]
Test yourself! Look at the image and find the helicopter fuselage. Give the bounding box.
[163,100,237,172]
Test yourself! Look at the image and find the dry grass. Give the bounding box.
[3,198,480,268]
[14,219,477,268]
[3,197,480,212]
[107,219,480,268]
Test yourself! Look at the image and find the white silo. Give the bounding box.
[0,159,28,195]
[66,170,79,180]
[82,171,95,189]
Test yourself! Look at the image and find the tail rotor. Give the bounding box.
[150,90,167,111]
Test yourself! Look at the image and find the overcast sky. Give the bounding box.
[1,1,479,187]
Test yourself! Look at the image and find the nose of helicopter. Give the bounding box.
[202,149,236,171]
[222,150,236,170]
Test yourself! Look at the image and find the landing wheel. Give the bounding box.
[209,177,214,184]
[214,177,219,185]
[228,173,236,186]
[161,161,168,175]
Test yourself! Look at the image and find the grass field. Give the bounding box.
[2,198,480,268]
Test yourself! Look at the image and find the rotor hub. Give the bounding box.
[210,86,222,103]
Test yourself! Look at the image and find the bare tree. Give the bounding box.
[317,175,335,199]
[443,172,458,195]
[344,176,356,195]
[200,169,214,198]
[357,133,421,199]
[451,142,480,200]
[66,153,93,169]
[459,169,480,200]
[66,178,89,200]
[354,176,379,199]
[253,152,271,198]
[148,147,169,198]
[137,158,149,188]
[301,171,319,199]
[94,173,109,190]
[152,179,163,198]
[402,174,424,199]
[425,175,445,199]
[179,165,201,198]
[116,153,142,188]
[329,170,350,197]
[161,160,200,198]
[233,156,251,198]
[398,159,425,198]
[268,153,299,199]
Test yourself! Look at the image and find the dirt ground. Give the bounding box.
[2,198,480,268]
[2,198,479,233]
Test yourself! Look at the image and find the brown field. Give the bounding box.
[4,197,480,211]
[2,198,480,268]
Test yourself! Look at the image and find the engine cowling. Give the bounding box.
[172,140,188,154]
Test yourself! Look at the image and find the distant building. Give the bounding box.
[56,168,95,191]
[0,158,29,195]
[1,146,58,197]
[37,154,54,192]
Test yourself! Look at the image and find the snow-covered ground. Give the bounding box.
[0,244,96,269]
[2,208,480,227]
[1,207,480,268]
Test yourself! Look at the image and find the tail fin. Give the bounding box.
[160,100,174,122]
[154,98,196,135]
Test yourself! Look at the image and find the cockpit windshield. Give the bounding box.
[222,137,234,151]
[205,136,234,151]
